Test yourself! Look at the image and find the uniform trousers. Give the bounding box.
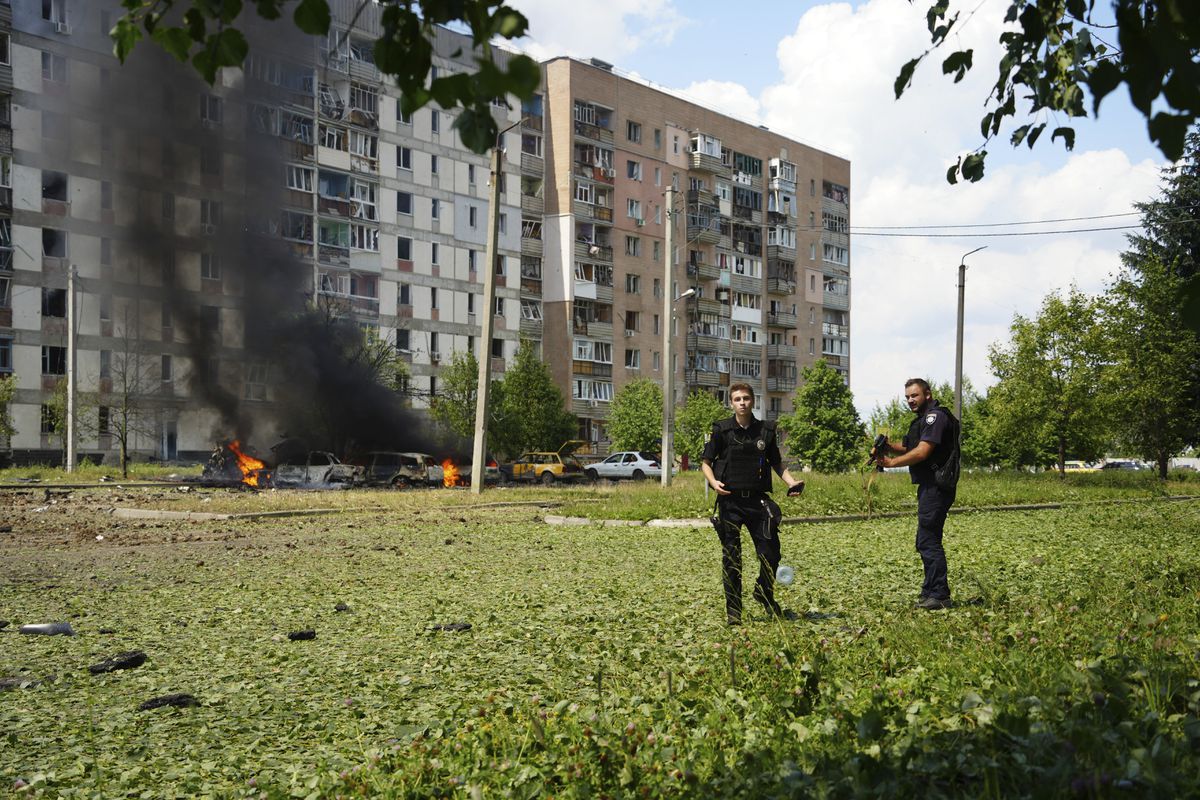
[915,482,955,600]
[714,492,782,618]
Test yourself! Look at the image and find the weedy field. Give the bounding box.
[0,477,1198,798]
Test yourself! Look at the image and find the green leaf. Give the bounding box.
[491,8,529,39]
[961,150,987,182]
[946,157,961,185]
[110,17,143,63]
[192,27,248,83]
[1050,126,1076,150]
[1147,112,1189,161]
[293,0,331,35]
[151,26,194,63]
[1010,124,1031,147]
[979,111,994,139]
[894,57,921,99]
[1025,123,1045,148]
[454,106,500,155]
[1087,60,1123,114]
[941,49,973,83]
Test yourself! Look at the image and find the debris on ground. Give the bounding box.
[88,651,148,675]
[19,622,75,636]
[139,693,197,711]
[287,629,316,641]
[430,622,472,633]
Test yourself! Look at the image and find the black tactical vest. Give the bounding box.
[714,417,776,492]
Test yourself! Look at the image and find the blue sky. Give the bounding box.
[510,0,1169,417]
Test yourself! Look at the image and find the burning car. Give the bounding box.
[270,451,363,488]
[202,440,270,487]
[362,451,440,488]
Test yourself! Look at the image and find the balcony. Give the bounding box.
[732,205,762,225]
[766,243,796,262]
[688,260,721,281]
[520,152,544,174]
[574,120,614,145]
[519,317,543,337]
[697,296,723,315]
[0,187,9,212]
[690,150,728,175]
[767,343,797,359]
[572,397,608,416]
[318,195,351,216]
[523,115,544,132]
[767,311,798,327]
[574,200,613,222]
[521,238,543,258]
[686,216,722,245]
[574,162,616,185]
[574,240,613,263]
[520,276,542,296]
[731,340,761,358]
[824,354,850,370]
[822,228,850,251]
[767,276,796,296]
[521,194,544,216]
[573,360,614,378]
[685,369,720,387]
[823,292,849,310]
[687,332,723,351]
[767,376,797,393]
[687,187,716,206]
[318,244,350,267]
[822,322,849,338]
[729,272,760,294]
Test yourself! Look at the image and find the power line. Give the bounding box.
[851,224,1142,238]
[851,210,1143,230]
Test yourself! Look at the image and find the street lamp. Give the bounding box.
[471,116,527,494]
[955,246,987,419]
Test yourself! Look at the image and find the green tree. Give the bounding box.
[987,288,1110,473]
[779,359,864,473]
[429,350,483,440]
[44,379,99,467]
[868,378,998,468]
[674,390,728,467]
[1103,256,1200,477]
[607,379,662,453]
[899,0,1199,183]
[113,0,540,154]
[494,340,575,458]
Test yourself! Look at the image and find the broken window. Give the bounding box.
[42,0,67,24]
[397,236,412,261]
[318,170,349,198]
[42,228,66,257]
[319,123,346,150]
[349,130,377,160]
[281,210,312,241]
[286,165,313,192]
[201,199,221,226]
[201,253,221,280]
[41,170,67,201]
[42,345,66,375]
[0,33,9,66]
[244,363,268,400]
[349,223,378,251]
[98,407,110,435]
[350,179,377,220]
[249,103,279,135]
[40,405,56,434]
[161,354,172,382]
[350,273,376,298]
[318,219,350,248]
[281,112,313,143]
[41,288,66,317]
[397,191,412,216]
[349,38,374,65]
[202,305,220,331]
[349,82,377,115]
[318,84,344,119]
[200,94,223,126]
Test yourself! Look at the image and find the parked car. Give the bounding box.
[1101,459,1146,471]
[362,452,431,488]
[1063,460,1100,473]
[502,441,587,485]
[271,451,364,487]
[585,451,664,481]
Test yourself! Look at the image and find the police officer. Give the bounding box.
[702,383,805,625]
[876,378,959,610]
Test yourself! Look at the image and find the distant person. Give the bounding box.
[874,378,960,610]
[702,383,805,625]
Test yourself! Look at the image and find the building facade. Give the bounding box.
[0,2,849,463]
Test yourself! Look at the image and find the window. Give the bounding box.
[161,354,175,383]
[245,363,268,401]
[653,314,660,335]
[520,299,542,320]
[0,33,9,66]
[201,253,221,280]
[430,242,439,263]
[491,337,504,358]
[467,292,475,315]
[280,210,313,241]
[161,302,172,328]
[42,110,66,141]
[430,154,439,174]
[320,124,346,150]
[468,164,476,184]
[397,236,412,261]
[286,164,314,192]
[162,192,174,219]
[349,82,378,115]
[499,213,507,235]
[40,406,56,435]
[624,236,641,257]
[42,52,67,83]
[42,228,67,258]
[653,128,662,149]
[41,288,66,317]
[624,311,639,334]
[494,296,505,316]
[653,241,661,262]
[626,160,642,181]
[430,198,439,219]
[350,179,378,220]
[201,199,221,226]
[625,273,640,294]
[397,191,413,216]
[397,104,412,124]
[626,120,642,143]
[468,249,477,271]
[623,349,640,369]
[42,346,67,375]
[469,206,478,228]
[41,170,68,202]
[350,223,378,251]
[521,133,543,157]
[349,130,378,161]
[100,238,111,266]
[398,146,412,171]
[430,110,439,133]
[398,283,411,305]
[200,94,223,125]
[654,167,661,187]
[627,198,642,219]
[429,286,438,309]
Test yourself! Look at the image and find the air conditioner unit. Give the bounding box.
[201,223,216,236]
[623,329,635,337]
[635,218,645,227]
[428,351,441,362]
[54,21,72,35]
[601,168,615,178]
[588,399,598,408]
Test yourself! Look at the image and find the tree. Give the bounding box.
[987,288,1110,473]
[778,360,865,473]
[607,379,662,453]
[44,379,99,467]
[0,374,16,447]
[674,390,728,467]
[867,377,998,468]
[1104,257,1200,477]
[494,340,576,458]
[429,349,485,441]
[899,0,1200,183]
[113,0,540,154]
[107,309,160,477]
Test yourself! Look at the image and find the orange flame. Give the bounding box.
[228,440,266,487]
[442,459,462,488]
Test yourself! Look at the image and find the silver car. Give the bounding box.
[585,451,664,481]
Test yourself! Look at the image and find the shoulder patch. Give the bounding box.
[925,413,937,425]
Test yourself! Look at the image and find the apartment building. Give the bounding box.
[538,58,850,450]
[0,2,848,464]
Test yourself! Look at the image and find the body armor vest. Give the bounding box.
[715,418,776,491]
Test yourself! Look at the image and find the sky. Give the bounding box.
[506,0,1170,419]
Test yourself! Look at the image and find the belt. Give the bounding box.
[727,489,763,498]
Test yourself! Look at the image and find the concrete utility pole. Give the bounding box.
[661,186,676,486]
[471,145,504,495]
[955,246,986,419]
[65,265,77,472]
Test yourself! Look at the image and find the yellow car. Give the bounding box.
[503,441,587,485]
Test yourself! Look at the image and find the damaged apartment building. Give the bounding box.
[0,0,850,464]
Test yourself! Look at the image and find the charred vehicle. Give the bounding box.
[270,451,363,488]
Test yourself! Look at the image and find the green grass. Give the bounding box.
[0,462,202,484]
[1,484,1198,798]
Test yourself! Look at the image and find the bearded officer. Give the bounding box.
[701,383,805,625]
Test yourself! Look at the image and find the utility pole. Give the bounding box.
[470,145,504,495]
[65,265,77,473]
[661,186,676,487]
[955,246,986,419]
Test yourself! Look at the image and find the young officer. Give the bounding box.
[701,383,805,625]
[875,378,959,609]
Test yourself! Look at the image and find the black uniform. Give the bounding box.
[903,400,956,601]
[701,416,785,621]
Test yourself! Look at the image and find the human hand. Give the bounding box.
[712,480,731,496]
[786,481,805,497]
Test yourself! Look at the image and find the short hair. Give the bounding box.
[904,378,931,392]
[729,383,755,401]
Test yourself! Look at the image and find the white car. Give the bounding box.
[585,451,664,481]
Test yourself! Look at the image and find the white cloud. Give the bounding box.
[507,0,689,62]
[673,81,762,123]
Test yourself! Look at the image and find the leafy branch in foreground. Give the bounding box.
[898,0,1199,183]
[112,0,541,153]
